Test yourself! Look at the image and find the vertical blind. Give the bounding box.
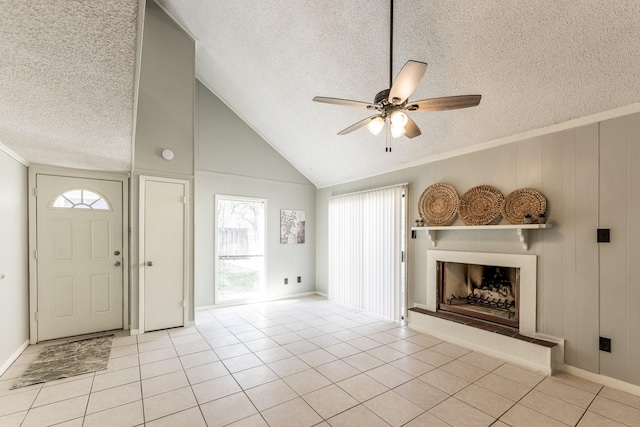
[328,184,406,321]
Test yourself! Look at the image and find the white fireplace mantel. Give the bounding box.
[412,223,552,251]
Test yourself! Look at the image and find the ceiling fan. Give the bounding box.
[312,0,481,150]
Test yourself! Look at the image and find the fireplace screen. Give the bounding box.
[438,261,519,328]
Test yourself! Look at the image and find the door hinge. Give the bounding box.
[182,196,187,205]
[33,187,38,197]
[34,250,38,260]
[35,312,39,322]
[182,300,186,308]
[401,251,404,262]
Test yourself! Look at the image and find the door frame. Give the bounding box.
[213,194,268,305]
[28,166,130,344]
[138,175,190,333]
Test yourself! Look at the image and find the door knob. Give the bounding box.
[147,261,153,266]
[114,261,121,266]
[114,250,121,256]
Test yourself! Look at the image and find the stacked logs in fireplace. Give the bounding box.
[449,274,515,317]
[439,262,519,328]
[448,292,515,318]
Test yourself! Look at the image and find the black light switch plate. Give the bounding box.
[599,336,611,353]
[597,229,610,243]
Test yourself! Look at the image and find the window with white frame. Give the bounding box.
[52,189,111,210]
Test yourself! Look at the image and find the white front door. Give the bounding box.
[141,177,187,332]
[36,174,124,341]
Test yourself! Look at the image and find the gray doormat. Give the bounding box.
[11,335,113,389]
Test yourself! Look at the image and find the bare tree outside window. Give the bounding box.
[216,197,265,301]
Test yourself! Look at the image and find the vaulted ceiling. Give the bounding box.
[2,1,640,187]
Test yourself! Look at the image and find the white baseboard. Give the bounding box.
[129,329,140,335]
[0,340,29,376]
[185,321,195,328]
[316,291,328,297]
[557,363,640,397]
[196,291,324,311]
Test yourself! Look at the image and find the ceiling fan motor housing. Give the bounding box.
[373,89,391,105]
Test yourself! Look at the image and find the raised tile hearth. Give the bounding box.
[408,307,561,375]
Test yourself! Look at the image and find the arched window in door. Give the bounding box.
[51,189,111,210]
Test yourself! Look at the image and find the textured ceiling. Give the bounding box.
[158,0,640,187]
[0,0,138,171]
[2,1,639,186]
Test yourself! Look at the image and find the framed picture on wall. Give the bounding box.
[280,210,305,244]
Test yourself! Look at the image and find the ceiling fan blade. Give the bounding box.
[313,96,380,110]
[388,60,428,105]
[406,95,482,112]
[337,115,380,135]
[404,116,421,139]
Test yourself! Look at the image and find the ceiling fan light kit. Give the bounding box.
[367,116,385,135]
[390,122,406,138]
[390,111,408,128]
[313,0,481,151]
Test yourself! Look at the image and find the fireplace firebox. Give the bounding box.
[437,261,519,328]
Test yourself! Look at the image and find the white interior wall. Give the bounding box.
[195,81,316,307]
[195,172,316,306]
[0,149,29,373]
[130,0,195,329]
[316,111,640,386]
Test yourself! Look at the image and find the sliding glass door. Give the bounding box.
[215,196,266,303]
[328,184,407,321]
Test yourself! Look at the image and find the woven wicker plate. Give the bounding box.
[459,185,504,225]
[502,188,547,224]
[418,183,459,226]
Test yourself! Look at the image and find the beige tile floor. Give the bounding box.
[1,295,640,426]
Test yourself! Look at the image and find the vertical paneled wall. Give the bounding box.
[626,115,640,386]
[599,113,640,383]
[316,111,640,384]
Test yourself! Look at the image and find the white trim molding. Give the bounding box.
[0,341,29,377]
[558,363,640,398]
[196,291,322,311]
[0,142,29,166]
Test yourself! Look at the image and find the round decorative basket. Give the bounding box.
[502,188,547,224]
[458,185,504,225]
[418,183,459,226]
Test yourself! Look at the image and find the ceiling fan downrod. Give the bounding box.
[389,0,394,89]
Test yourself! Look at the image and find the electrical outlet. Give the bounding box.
[297,276,301,283]
[284,278,288,285]
[599,336,611,353]
[597,229,610,243]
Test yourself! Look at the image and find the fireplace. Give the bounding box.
[438,262,519,328]
[425,250,537,336]
[413,250,561,374]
